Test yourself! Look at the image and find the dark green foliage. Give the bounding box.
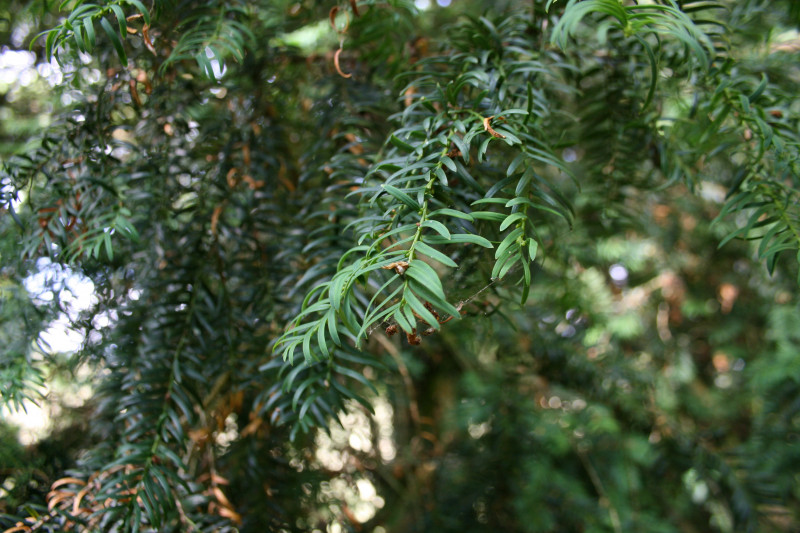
[1,0,799,531]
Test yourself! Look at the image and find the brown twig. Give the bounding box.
[375,334,421,429]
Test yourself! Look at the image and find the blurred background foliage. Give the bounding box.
[1,0,799,531]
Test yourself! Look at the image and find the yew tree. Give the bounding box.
[1,0,800,531]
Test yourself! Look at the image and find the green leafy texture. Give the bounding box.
[2,0,800,530]
[37,0,152,65]
[552,0,716,70]
[275,12,582,365]
[160,3,254,79]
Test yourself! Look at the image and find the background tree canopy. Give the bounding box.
[1,0,800,531]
